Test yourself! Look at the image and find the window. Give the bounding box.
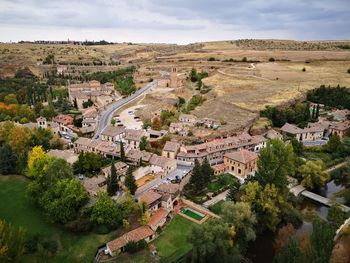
[238,169,241,174]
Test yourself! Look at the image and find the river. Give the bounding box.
[246,179,344,263]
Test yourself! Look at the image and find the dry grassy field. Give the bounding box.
[1,40,350,133]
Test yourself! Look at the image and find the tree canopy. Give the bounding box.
[255,138,296,189]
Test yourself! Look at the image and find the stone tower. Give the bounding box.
[169,67,178,89]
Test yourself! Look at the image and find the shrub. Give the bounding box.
[125,240,147,253]
[302,67,306,72]
[242,57,247,62]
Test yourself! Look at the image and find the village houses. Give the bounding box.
[101,125,125,143]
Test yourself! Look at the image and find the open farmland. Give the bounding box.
[1,40,350,134]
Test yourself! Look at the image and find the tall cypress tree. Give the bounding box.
[315,104,320,119]
[124,166,137,195]
[201,157,213,186]
[189,159,204,193]
[107,159,119,196]
[120,140,126,162]
[311,105,316,119]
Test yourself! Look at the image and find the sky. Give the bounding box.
[0,0,349,44]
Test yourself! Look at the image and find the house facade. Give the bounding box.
[224,149,258,182]
[176,133,264,166]
[101,125,125,143]
[162,141,181,159]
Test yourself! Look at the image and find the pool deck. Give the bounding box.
[174,203,210,225]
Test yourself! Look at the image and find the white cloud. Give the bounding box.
[0,0,349,43]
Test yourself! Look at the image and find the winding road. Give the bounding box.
[95,79,159,137]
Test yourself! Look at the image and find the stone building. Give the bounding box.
[224,149,258,182]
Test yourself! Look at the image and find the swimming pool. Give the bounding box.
[180,207,205,221]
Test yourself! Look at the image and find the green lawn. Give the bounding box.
[207,173,236,193]
[208,200,225,215]
[0,175,112,263]
[155,215,195,261]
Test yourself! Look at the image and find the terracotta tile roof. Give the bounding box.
[102,162,128,176]
[125,129,145,141]
[212,163,227,172]
[266,129,283,140]
[155,183,180,194]
[149,208,168,228]
[101,125,125,137]
[126,149,153,162]
[163,141,181,152]
[53,114,74,126]
[330,121,350,131]
[138,191,162,205]
[82,175,106,196]
[280,123,303,134]
[149,155,174,169]
[107,226,154,252]
[224,149,257,164]
[82,107,98,119]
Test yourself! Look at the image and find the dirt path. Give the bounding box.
[326,160,348,173]
[202,190,229,208]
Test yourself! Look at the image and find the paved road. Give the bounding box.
[95,79,159,137]
[202,190,229,208]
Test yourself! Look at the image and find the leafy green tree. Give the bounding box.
[222,201,257,242]
[0,144,17,174]
[178,96,186,106]
[327,204,346,227]
[107,160,119,196]
[124,166,137,195]
[31,127,53,150]
[273,239,301,263]
[90,191,120,228]
[111,118,116,126]
[4,93,18,104]
[73,152,103,177]
[26,148,54,178]
[40,178,89,223]
[304,219,335,263]
[7,126,32,155]
[290,137,303,156]
[242,182,291,231]
[326,134,341,153]
[255,138,296,189]
[0,219,24,263]
[299,160,329,189]
[120,140,126,162]
[188,218,240,263]
[190,67,198,82]
[139,136,148,151]
[226,179,241,201]
[43,158,73,188]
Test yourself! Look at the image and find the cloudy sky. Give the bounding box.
[0,0,349,43]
